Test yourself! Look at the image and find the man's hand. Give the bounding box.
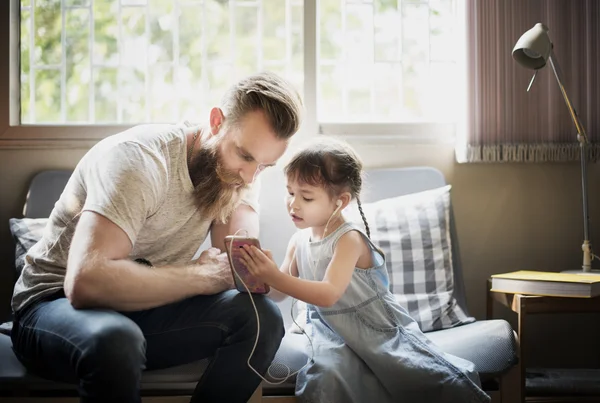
[192,247,235,292]
[239,246,281,285]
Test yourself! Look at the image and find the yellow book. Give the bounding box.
[490,270,600,298]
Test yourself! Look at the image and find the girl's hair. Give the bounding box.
[284,137,371,238]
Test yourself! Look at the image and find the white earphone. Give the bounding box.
[237,197,345,383]
[228,229,315,385]
[323,200,343,238]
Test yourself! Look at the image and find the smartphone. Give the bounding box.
[224,235,270,294]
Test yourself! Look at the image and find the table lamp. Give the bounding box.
[512,23,598,274]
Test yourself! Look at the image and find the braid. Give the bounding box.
[357,198,370,239]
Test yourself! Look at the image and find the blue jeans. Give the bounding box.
[11,290,284,403]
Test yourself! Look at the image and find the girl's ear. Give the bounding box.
[339,192,352,210]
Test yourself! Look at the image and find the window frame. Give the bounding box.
[0,0,456,149]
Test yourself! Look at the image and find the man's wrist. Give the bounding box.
[183,264,206,294]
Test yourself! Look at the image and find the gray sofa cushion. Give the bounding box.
[263,333,309,393]
[264,319,518,393]
[425,319,518,376]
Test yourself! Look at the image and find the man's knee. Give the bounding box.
[255,295,284,339]
[81,315,146,371]
[222,291,284,343]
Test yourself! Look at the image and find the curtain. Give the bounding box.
[457,0,600,163]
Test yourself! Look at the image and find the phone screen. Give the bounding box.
[225,237,270,294]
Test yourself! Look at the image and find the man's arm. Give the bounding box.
[65,211,232,311]
[210,203,259,251]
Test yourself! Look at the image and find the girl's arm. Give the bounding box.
[242,231,363,307]
[261,235,299,302]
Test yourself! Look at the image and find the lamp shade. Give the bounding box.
[512,23,552,70]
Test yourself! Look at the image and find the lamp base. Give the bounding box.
[560,269,600,276]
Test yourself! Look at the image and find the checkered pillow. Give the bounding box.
[346,185,474,333]
[9,217,48,277]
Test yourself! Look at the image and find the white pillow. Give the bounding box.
[346,185,474,332]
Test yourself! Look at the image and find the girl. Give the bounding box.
[239,138,491,403]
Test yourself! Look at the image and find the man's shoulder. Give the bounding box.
[90,124,185,168]
[102,123,184,151]
[74,124,184,190]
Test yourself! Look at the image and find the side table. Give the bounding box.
[487,279,600,403]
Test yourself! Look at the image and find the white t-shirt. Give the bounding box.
[11,123,259,313]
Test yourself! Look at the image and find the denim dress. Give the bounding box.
[294,222,491,403]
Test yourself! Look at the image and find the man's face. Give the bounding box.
[189,109,289,222]
[217,109,289,185]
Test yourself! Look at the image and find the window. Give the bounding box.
[318,0,459,124]
[19,0,304,124]
[4,0,463,144]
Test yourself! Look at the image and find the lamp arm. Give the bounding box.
[548,50,593,271]
[548,50,589,143]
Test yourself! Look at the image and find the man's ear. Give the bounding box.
[209,107,225,135]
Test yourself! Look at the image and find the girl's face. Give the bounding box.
[285,176,340,231]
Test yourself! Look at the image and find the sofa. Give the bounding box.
[0,166,520,402]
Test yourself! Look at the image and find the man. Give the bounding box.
[10,71,303,403]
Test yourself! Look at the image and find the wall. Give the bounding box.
[2,142,600,370]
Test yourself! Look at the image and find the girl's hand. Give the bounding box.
[239,245,281,284]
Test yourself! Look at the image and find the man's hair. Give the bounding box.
[220,71,303,140]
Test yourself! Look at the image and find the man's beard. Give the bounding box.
[189,142,248,224]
